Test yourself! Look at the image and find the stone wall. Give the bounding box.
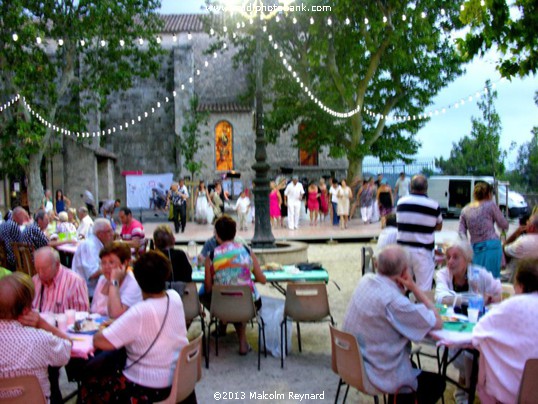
[63,138,98,208]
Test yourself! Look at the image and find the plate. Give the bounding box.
[441,313,468,322]
[68,324,99,335]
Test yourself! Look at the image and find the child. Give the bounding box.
[235,190,251,231]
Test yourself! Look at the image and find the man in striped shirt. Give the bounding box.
[32,247,89,313]
[396,175,443,291]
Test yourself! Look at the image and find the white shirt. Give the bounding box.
[284,182,305,203]
[76,215,94,240]
[473,293,538,404]
[395,177,411,197]
[234,196,250,214]
[504,233,538,260]
[71,234,103,296]
[376,227,398,253]
[178,184,189,199]
[91,271,143,317]
[102,290,189,388]
[329,185,340,203]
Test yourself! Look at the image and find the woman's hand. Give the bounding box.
[110,265,125,283]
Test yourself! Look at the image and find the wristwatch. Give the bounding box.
[110,280,120,287]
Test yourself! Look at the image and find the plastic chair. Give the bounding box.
[181,282,208,368]
[0,374,46,403]
[208,284,266,370]
[280,282,334,368]
[155,334,203,404]
[501,283,515,300]
[12,242,35,276]
[517,358,538,404]
[361,246,375,276]
[329,324,382,403]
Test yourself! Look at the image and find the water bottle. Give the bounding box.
[469,267,480,294]
[187,240,197,266]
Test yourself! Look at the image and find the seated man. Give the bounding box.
[118,207,145,250]
[503,213,538,279]
[21,209,49,251]
[0,206,29,270]
[472,258,538,404]
[76,207,94,240]
[32,247,89,313]
[72,219,114,298]
[0,272,71,401]
[343,245,445,402]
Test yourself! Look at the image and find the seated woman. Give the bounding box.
[85,251,189,403]
[153,224,192,283]
[435,238,502,306]
[473,258,538,404]
[91,242,142,319]
[204,215,266,355]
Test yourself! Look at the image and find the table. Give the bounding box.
[68,333,94,359]
[56,242,79,268]
[191,267,329,294]
[430,323,479,403]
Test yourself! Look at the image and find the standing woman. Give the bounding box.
[377,179,394,227]
[318,178,329,223]
[194,180,214,224]
[269,181,282,229]
[55,189,71,216]
[459,182,509,278]
[278,178,288,228]
[307,181,320,226]
[337,179,352,229]
[358,179,375,224]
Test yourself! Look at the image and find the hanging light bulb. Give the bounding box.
[138,38,144,45]
[12,33,18,41]
[119,39,125,47]
[421,11,427,18]
[292,17,297,24]
[327,17,332,26]
[187,32,192,40]
[402,14,406,21]
[80,39,85,46]
[310,17,314,24]
[100,40,106,47]
[58,39,64,46]
[364,17,369,25]
[156,37,161,44]
[36,36,42,44]
[383,16,387,23]
[210,28,215,35]
[173,33,177,42]
[345,18,350,25]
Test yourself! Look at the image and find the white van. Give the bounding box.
[428,176,528,218]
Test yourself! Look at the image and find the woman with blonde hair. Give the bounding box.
[336,179,352,229]
[269,180,282,228]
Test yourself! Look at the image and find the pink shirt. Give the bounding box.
[32,265,90,313]
[120,219,145,241]
[459,200,509,244]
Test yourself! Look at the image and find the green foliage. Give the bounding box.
[208,0,466,179]
[436,80,506,176]
[458,0,538,78]
[180,95,210,179]
[508,128,538,192]
[0,0,165,210]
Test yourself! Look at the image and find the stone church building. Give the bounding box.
[2,14,348,211]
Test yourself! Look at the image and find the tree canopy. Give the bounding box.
[458,0,538,78]
[208,0,467,180]
[0,0,164,211]
[436,80,507,176]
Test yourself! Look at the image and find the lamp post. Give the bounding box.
[224,0,293,248]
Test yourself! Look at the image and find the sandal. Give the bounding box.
[239,344,252,356]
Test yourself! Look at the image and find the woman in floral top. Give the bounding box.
[204,215,266,354]
[459,182,509,278]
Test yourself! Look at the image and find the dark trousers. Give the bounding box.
[388,371,446,404]
[173,204,186,233]
[331,202,340,225]
[48,366,62,404]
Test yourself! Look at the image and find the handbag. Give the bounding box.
[168,204,174,221]
[165,249,187,296]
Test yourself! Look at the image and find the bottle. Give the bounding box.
[469,267,480,295]
[187,240,197,266]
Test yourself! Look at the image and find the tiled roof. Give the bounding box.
[160,14,207,33]
[197,102,252,113]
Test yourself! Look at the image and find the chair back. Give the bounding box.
[0,239,8,268]
[135,239,149,260]
[518,358,538,404]
[182,282,203,323]
[284,283,331,322]
[501,283,515,301]
[155,335,203,404]
[0,375,46,404]
[12,242,35,276]
[361,246,375,276]
[210,284,256,324]
[329,324,379,396]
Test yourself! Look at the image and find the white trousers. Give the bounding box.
[405,246,435,291]
[360,205,373,223]
[287,200,301,229]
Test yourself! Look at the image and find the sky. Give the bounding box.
[158,0,538,168]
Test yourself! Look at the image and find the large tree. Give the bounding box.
[0,0,164,212]
[458,0,538,79]
[436,80,506,176]
[208,0,466,180]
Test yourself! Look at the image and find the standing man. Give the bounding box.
[329,178,340,226]
[343,245,445,402]
[177,178,190,233]
[118,207,145,249]
[0,206,29,270]
[397,175,443,291]
[81,190,97,216]
[394,172,411,203]
[72,218,114,298]
[76,207,94,240]
[284,175,305,230]
[101,198,121,219]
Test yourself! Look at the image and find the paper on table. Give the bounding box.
[69,333,94,359]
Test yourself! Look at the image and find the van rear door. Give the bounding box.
[448,179,472,215]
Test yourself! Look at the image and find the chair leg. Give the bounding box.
[215,320,219,357]
[343,384,350,403]
[297,322,302,352]
[284,319,289,355]
[334,378,344,404]
[374,395,379,404]
[258,324,261,371]
[280,320,285,368]
[200,316,208,369]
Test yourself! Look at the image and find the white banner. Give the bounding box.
[125,173,174,209]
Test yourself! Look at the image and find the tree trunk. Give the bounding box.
[27,152,45,214]
[347,157,364,183]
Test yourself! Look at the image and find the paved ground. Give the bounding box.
[60,213,513,403]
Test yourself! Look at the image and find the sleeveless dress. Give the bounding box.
[269,190,281,218]
[320,187,329,214]
[378,190,393,217]
[56,199,66,213]
[307,190,319,211]
[195,191,211,223]
[337,187,351,215]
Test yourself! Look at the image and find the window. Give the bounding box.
[215,121,233,171]
[298,123,318,166]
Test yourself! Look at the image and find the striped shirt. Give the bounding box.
[396,193,442,251]
[32,265,90,313]
[0,220,23,270]
[22,223,49,250]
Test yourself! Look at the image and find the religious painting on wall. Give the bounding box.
[215,121,233,171]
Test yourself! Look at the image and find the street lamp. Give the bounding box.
[222,0,293,248]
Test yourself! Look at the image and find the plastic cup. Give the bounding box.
[56,314,68,332]
[66,309,76,326]
[41,312,56,327]
[468,308,480,323]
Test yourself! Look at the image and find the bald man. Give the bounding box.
[32,247,89,313]
[0,272,71,401]
[344,245,444,402]
[0,206,29,270]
